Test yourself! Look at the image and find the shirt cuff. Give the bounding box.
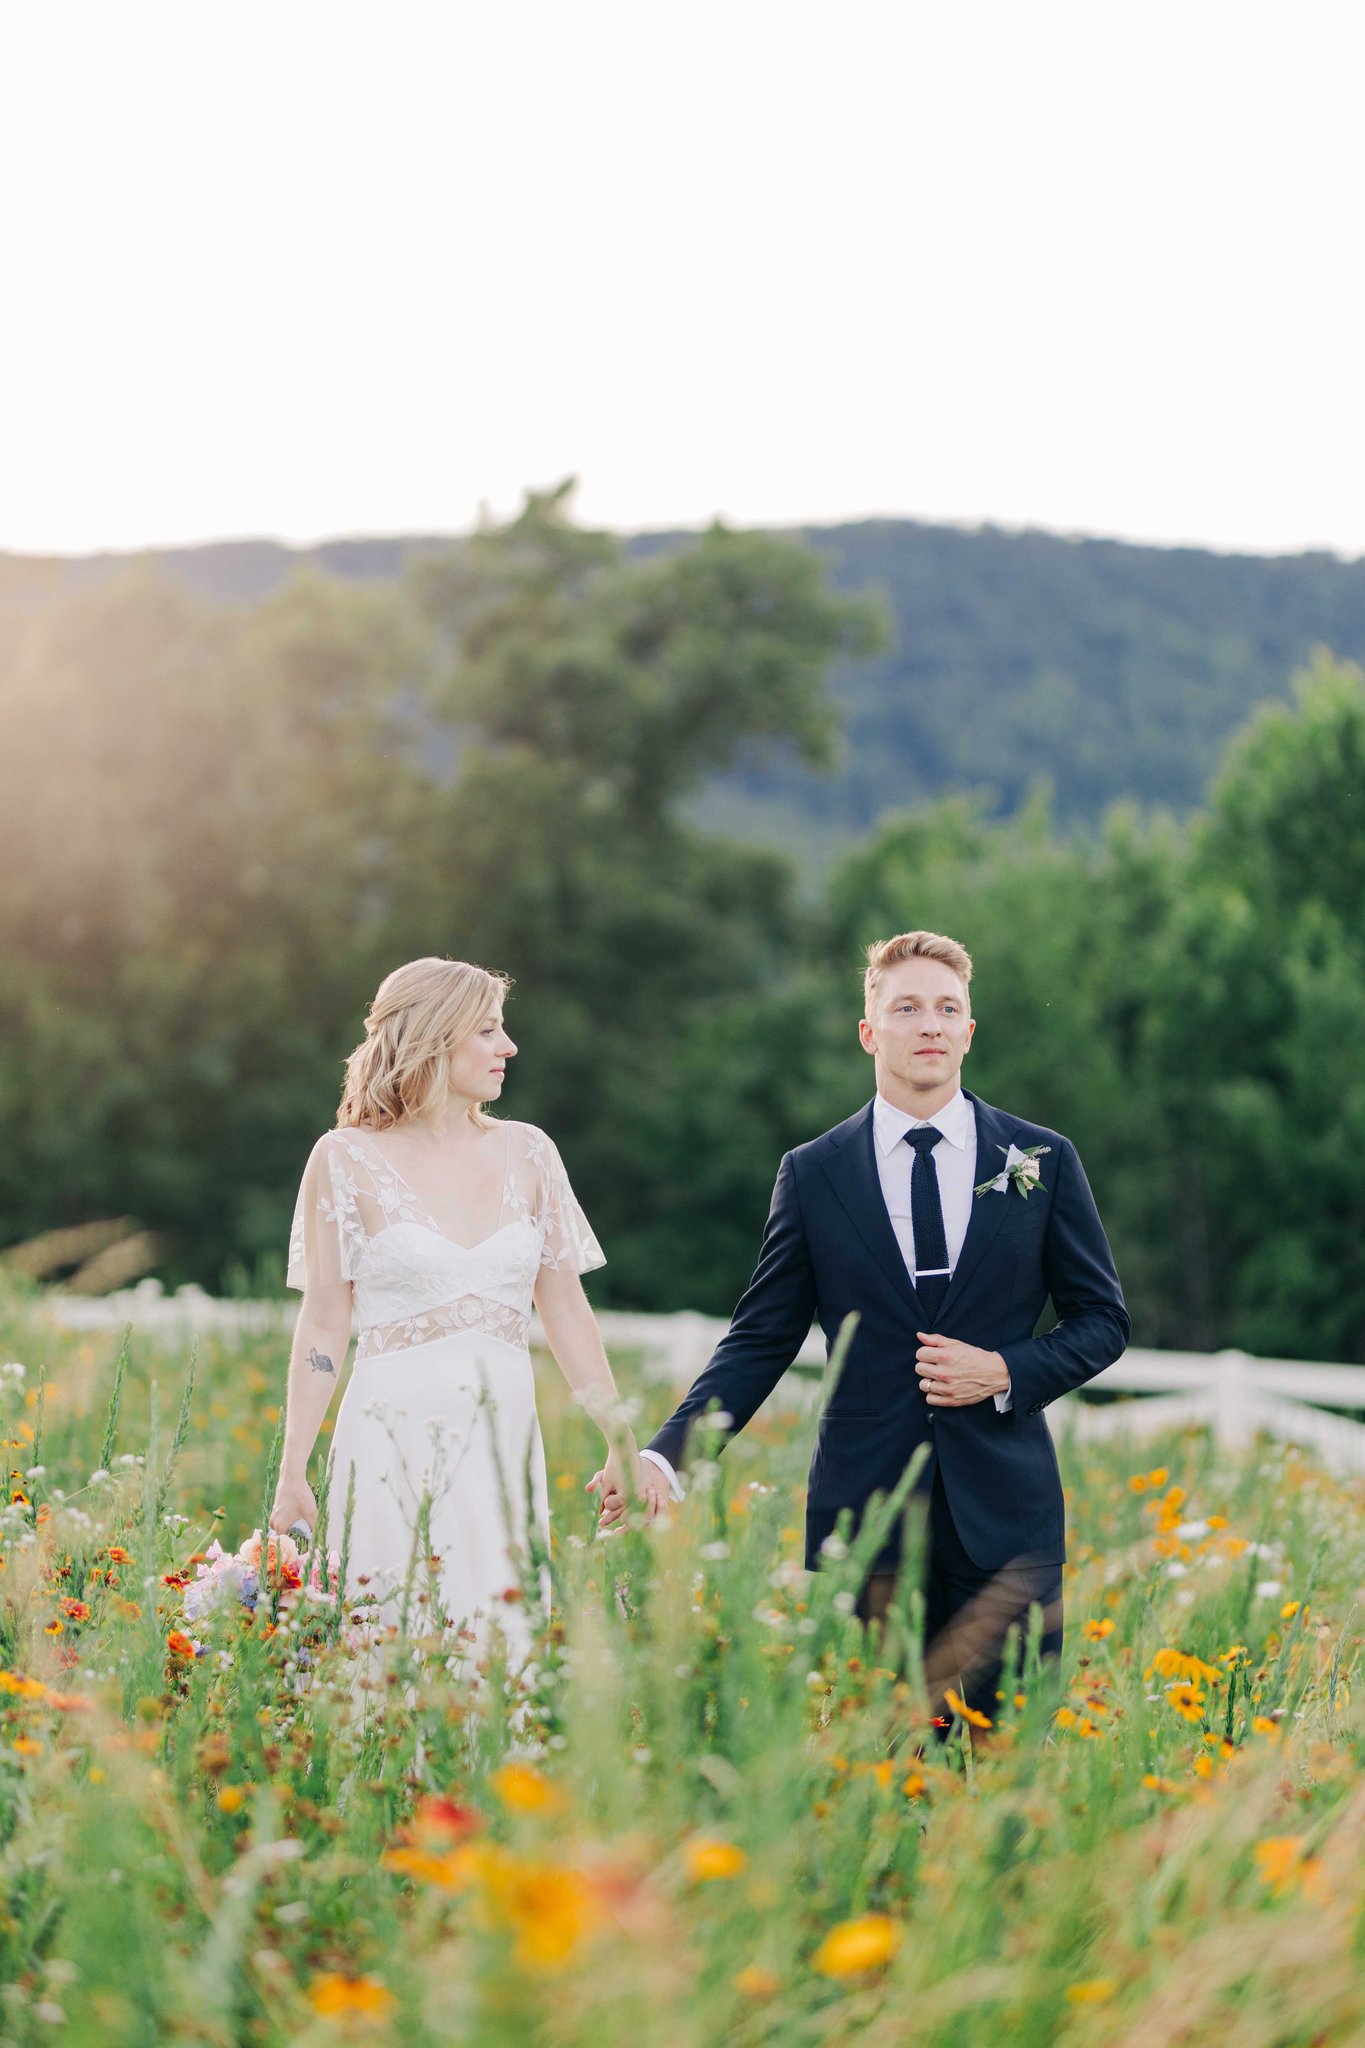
[993,1367,1013,1413]
[639,1447,686,1501]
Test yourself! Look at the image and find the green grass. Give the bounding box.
[1,1279,1364,2046]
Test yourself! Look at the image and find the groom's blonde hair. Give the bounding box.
[337,957,512,1131]
[864,930,973,1013]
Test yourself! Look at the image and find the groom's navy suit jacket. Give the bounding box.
[646,1091,1130,1575]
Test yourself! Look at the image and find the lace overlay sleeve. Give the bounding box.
[286,1135,355,1293]
[519,1126,606,1276]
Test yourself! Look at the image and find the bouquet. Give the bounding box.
[183,1526,339,1623]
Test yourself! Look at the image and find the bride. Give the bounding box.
[269,955,648,1665]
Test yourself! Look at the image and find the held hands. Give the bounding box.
[916,1332,1010,1407]
[268,1473,318,1539]
[586,1445,672,1531]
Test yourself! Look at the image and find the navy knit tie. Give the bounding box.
[905,1125,951,1323]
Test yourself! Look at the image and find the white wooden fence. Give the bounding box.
[42,1280,1365,1481]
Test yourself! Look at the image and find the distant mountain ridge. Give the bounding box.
[6,518,1365,842]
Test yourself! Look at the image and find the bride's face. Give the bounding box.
[449,1005,518,1103]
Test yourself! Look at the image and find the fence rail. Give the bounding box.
[39,1280,1365,1479]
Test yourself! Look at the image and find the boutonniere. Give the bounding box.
[974,1142,1051,1199]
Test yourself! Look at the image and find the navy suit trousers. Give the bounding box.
[860,1465,1066,1724]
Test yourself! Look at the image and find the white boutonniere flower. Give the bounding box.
[974,1141,1051,1199]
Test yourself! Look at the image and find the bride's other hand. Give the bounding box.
[269,1474,317,1539]
[586,1443,632,1529]
[587,1448,671,1528]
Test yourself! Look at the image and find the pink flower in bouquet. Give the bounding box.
[240,1528,303,1578]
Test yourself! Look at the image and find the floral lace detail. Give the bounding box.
[504,1124,606,1273]
[287,1120,605,1322]
[356,1293,532,1360]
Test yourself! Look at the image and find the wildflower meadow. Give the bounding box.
[1,1279,1363,2047]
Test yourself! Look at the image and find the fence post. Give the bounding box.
[1215,1349,1255,1452]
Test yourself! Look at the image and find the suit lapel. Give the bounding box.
[933,1092,1020,1320]
[818,1100,927,1321]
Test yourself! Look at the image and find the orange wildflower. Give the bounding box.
[308,1974,395,2018]
[409,1795,482,1848]
[944,1687,992,1730]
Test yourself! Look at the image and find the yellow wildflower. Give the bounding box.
[1254,1836,1306,1896]
[1251,1716,1281,1741]
[491,1762,566,1815]
[812,1913,900,1977]
[1081,1618,1114,1641]
[734,1965,781,1998]
[1065,1978,1118,2005]
[683,1837,748,1883]
[1150,1648,1221,1686]
[1166,1682,1205,1723]
[477,1846,605,1968]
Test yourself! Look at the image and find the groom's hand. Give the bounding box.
[916,1333,1010,1407]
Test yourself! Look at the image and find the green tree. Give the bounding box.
[404,484,884,1306]
[0,567,427,1280]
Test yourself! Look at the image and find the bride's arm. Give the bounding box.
[269,1275,353,1533]
[533,1265,650,1509]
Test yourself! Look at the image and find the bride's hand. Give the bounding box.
[587,1449,670,1529]
[269,1474,317,1540]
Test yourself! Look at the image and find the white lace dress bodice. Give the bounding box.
[287,1120,605,1358]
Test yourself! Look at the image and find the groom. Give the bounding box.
[611,929,1130,1723]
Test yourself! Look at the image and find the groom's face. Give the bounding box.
[859,959,974,1099]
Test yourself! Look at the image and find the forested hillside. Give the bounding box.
[6,516,1364,838]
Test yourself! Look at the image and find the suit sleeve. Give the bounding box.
[644,1152,817,1473]
[996,1137,1130,1418]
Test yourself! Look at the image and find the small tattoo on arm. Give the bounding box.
[308,1347,336,1376]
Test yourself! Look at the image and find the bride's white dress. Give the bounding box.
[287,1119,604,1667]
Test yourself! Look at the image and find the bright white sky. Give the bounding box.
[2,1,1362,558]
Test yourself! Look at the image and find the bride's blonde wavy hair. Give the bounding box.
[337,957,512,1132]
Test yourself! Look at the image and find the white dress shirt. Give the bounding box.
[872,1088,1012,1414]
[639,1087,1011,1503]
